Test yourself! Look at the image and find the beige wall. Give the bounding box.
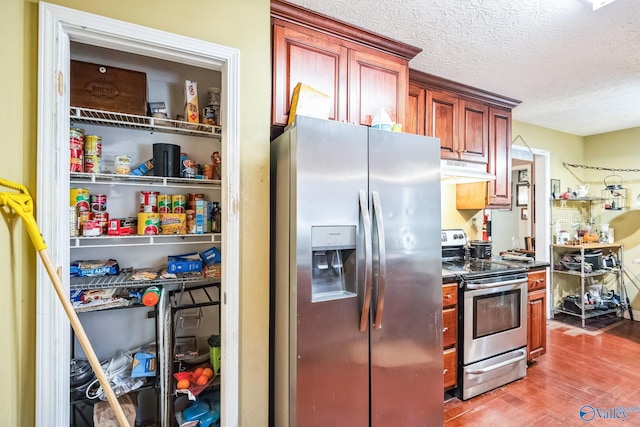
[0,0,271,425]
[584,127,640,310]
[440,120,587,239]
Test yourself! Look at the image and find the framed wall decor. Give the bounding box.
[516,184,529,206]
[521,207,528,220]
[518,169,529,182]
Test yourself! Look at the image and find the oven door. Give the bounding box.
[463,274,527,365]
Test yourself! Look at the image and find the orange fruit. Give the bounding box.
[177,379,190,390]
[195,375,208,386]
[192,367,204,378]
[201,368,214,379]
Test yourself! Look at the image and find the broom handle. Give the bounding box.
[38,249,130,426]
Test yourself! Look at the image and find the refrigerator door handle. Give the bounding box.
[372,191,386,330]
[358,189,373,332]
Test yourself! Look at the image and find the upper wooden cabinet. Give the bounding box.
[487,107,513,208]
[271,0,420,132]
[409,70,521,209]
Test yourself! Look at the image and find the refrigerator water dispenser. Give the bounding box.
[311,226,357,302]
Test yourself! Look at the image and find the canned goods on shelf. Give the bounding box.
[114,155,131,175]
[140,191,160,213]
[94,212,109,235]
[172,194,186,213]
[84,135,102,157]
[90,194,107,213]
[137,212,160,235]
[70,188,90,211]
[157,194,172,213]
[84,155,100,174]
[69,207,79,237]
[82,220,101,237]
[70,127,85,149]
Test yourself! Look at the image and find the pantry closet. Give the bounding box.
[36,3,240,425]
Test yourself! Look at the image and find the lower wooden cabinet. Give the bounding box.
[442,283,458,390]
[527,269,547,362]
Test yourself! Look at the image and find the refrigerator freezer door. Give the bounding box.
[368,128,444,426]
[273,116,370,427]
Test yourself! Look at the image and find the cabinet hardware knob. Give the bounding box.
[445,295,452,299]
[443,369,448,375]
[442,326,448,333]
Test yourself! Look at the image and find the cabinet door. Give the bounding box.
[426,90,458,160]
[487,107,512,207]
[443,348,457,390]
[458,99,489,164]
[442,307,457,349]
[406,82,425,135]
[349,48,407,127]
[272,23,348,126]
[527,289,547,361]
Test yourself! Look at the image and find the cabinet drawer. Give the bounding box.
[442,307,457,349]
[528,270,546,292]
[443,348,457,389]
[442,283,457,308]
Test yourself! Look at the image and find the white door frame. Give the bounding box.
[37,3,240,425]
[513,144,551,317]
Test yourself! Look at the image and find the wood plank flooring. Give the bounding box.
[444,318,640,426]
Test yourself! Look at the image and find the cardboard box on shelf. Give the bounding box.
[287,82,331,125]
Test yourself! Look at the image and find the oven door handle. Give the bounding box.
[465,350,526,375]
[372,191,386,330]
[466,278,526,290]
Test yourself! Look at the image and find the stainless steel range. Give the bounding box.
[442,229,528,400]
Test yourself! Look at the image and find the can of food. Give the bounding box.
[93,212,109,235]
[70,128,84,172]
[90,194,107,213]
[84,155,100,174]
[82,220,102,237]
[78,211,94,226]
[201,164,213,180]
[187,193,205,212]
[172,194,187,213]
[137,212,160,235]
[84,135,102,157]
[69,206,79,237]
[70,127,85,149]
[186,209,196,234]
[70,151,84,173]
[157,194,172,213]
[182,159,197,178]
[114,155,131,175]
[70,188,90,211]
[139,191,160,213]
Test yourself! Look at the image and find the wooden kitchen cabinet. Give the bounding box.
[271,0,420,133]
[442,283,458,390]
[409,70,520,210]
[486,106,513,208]
[426,90,488,164]
[527,269,547,362]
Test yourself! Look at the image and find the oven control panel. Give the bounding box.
[441,229,467,247]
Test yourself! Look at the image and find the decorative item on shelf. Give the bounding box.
[550,179,561,199]
[601,174,628,210]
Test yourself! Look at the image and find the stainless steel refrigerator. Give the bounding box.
[271,116,443,427]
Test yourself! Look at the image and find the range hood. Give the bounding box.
[440,159,496,184]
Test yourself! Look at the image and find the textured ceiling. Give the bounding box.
[286,0,640,136]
